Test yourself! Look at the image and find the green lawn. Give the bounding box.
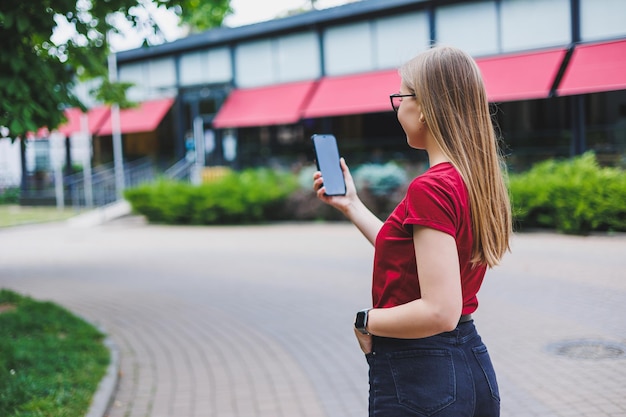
[0,289,110,417]
[0,205,81,228]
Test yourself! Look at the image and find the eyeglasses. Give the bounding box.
[389,93,415,112]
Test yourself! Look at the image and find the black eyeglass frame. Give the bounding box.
[389,93,415,112]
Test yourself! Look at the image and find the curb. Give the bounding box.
[67,203,127,416]
[67,200,132,228]
[85,334,120,417]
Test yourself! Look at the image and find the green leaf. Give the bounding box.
[16,15,28,33]
[9,58,24,73]
[0,0,231,139]
[9,119,23,135]
[3,12,13,29]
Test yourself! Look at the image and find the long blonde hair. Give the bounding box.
[400,46,512,267]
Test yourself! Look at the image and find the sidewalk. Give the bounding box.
[0,219,624,417]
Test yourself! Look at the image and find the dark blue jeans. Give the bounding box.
[366,321,500,417]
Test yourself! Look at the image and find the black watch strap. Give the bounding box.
[355,308,372,335]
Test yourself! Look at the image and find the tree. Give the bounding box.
[0,0,231,139]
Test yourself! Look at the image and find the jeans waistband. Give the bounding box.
[372,319,478,351]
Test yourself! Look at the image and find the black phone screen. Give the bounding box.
[311,134,346,196]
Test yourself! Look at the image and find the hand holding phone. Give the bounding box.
[311,134,346,196]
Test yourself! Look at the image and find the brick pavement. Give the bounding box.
[0,219,625,417]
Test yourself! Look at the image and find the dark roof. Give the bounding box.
[117,0,427,63]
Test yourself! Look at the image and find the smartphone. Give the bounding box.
[311,134,346,196]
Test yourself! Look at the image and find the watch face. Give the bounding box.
[355,311,367,328]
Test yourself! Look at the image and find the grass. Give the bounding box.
[0,205,81,228]
[0,289,110,417]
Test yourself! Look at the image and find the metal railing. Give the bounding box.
[18,157,196,208]
[164,157,194,182]
[63,157,156,208]
[19,157,153,208]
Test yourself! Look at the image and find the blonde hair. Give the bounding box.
[400,46,512,267]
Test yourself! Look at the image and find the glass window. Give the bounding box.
[235,39,274,87]
[586,91,626,166]
[119,63,148,101]
[206,48,232,83]
[500,0,571,52]
[180,48,232,86]
[148,57,176,89]
[199,97,218,115]
[436,1,499,57]
[496,98,572,171]
[180,51,205,86]
[324,22,374,76]
[276,32,321,83]
[580,0,626,42]
[119,63,144,84]
[374,12,430,69]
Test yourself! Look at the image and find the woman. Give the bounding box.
[313,46,512,417]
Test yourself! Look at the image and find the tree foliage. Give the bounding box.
[0,0,231,139]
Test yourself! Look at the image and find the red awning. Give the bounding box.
[98,98,175,135]
[557,39,626,96]
[212,81,317,128]
[302,70,401,118]
[56,106,110,136]
[475,48,567,102]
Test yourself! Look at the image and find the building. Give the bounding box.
[83,0,626,172]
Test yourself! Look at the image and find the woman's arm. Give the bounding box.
[366,225,463,338]
[314,158,383,245]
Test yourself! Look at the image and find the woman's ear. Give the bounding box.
[415,103,426,124]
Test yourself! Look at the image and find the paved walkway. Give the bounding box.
[1,218,625,417]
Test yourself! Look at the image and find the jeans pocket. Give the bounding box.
[472,344,500,402]
[388,348,456,416]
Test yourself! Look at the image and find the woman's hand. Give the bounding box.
[354,328,373,354]
[313,157,359,214]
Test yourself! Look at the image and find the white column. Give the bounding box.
[80,113,94,208]
[108,52,125,199]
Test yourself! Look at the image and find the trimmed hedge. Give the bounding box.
[124,168,298,225]
[125,155,626,234]
[509,152,626,234]
[0,187,19,205]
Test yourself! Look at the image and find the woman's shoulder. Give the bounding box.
[410,163,462,190]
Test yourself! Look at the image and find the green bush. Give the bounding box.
[124,168,298,225]
[509,152,626,234]
[353,162,408,196]
[125,180,195,224]
[288,162,410,222]
[0,187,20,204]
[351,162,409,219]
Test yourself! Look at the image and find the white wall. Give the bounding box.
[0,138,21,187]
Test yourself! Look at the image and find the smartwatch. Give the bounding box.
[354,308,372,335]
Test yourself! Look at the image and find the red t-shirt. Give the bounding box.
[372,162,486,315]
